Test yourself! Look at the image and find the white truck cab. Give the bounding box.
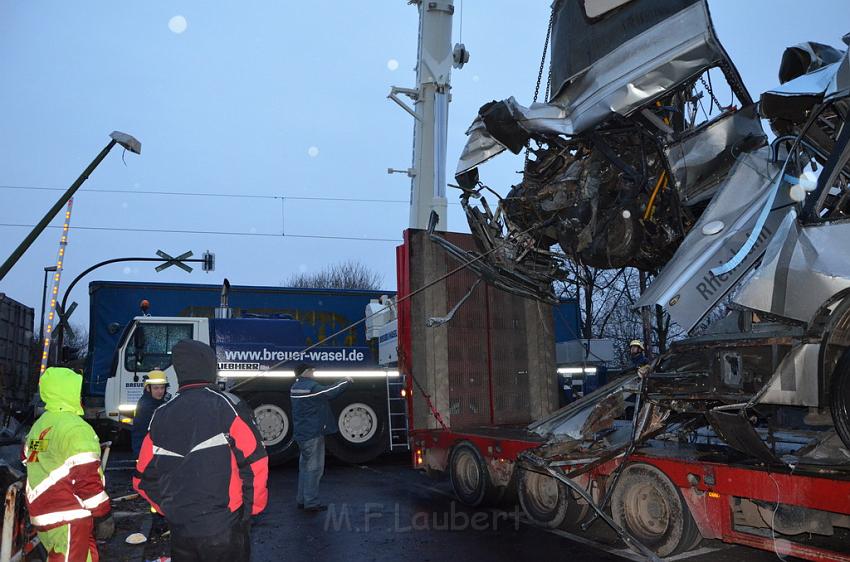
[104,316,210,424]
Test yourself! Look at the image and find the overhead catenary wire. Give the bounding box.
[0,222,401,243]
[0,184,460,205]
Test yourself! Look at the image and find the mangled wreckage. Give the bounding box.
[428,0,850,556]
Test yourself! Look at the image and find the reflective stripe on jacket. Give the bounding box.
[290,377,351,442]
[133,384,269,537]
[25,368,109,531]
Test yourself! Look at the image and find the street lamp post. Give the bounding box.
[39,266,58,347]
[0,131,141,282]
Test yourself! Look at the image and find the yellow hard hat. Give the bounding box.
[629,340,645,350]
[145,370,168,386]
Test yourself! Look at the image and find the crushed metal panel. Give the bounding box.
[456,0,751,176]
[734,211,850,323]
[762,44,848,114]
[635,149,788,332]
[755,343,822,407]
[529,374,640,441]
[664,105,766,205]
[546,0,749,133]
[455,117,507,177]
[705,410,782,464]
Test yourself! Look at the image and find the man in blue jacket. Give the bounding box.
[131,370,171,457]
[290,363,352,512]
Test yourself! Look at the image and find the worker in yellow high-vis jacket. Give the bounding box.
[23,367,112,562]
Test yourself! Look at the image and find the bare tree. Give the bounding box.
[556,263,686,366]
[286,260,383,290]
[63,323,89,361]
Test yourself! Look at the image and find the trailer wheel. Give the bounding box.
[327,398,388,464]
[248,394,296,465]
[611,463,701,557]
[830,348,850,449]
[518,468,588,529]
[449,442,493,507]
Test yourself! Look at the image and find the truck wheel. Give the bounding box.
[611,463,701,557]
[830,348,850,449]
[449,441,493,507]
[248,394,296,466]
[518,468,588,529]
[327,399,388,464]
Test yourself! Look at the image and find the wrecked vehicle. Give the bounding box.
[454,0,758,280]
[449,0,850,449]
[428,0,850,558]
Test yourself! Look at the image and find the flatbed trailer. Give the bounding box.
[410,421,850,560]
[397,229,850,559]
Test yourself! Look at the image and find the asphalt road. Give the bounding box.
[99,451,805,562]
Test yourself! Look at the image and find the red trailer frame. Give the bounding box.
[409,425,850,561]
[396,233,850,560]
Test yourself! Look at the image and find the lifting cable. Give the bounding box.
[525,1,559,165]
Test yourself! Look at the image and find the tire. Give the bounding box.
[518,468,589,529]
[449,442,494,507]
[326,398,388,464]
[611,463,701,557]
[247,393,297,466]
[830,347,850,449]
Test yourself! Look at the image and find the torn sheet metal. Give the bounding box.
[456,0,751,176]
[706,409,782,464]
[450,0,761,288]
[762,42,849,120]
[665,105,765,205]
[634,149,789,332]
[529,375,641,441]
[734,210,850,323]
[455,99,573,176]
[546,0,750,131]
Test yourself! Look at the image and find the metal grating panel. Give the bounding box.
[444,232,491,427]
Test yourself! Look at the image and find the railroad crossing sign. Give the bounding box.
[55,301,77,340]
[155,250,194,273]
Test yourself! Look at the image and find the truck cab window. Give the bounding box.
[125,323,193,372]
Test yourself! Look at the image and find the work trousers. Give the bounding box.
[38,516,98,562]
[296,435,325,507]
[170,521,251,562]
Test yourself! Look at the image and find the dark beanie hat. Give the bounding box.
[172,339,218,386]
[294,362,314,377]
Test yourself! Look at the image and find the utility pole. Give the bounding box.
[388,0,468,232]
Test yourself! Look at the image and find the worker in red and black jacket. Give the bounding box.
[133,340,268,562]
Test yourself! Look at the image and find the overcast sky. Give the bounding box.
[0,1,847,329]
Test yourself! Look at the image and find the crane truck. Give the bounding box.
[91,280,402,465]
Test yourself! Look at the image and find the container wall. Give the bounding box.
[0,295,35,406]
[402,230,559,431]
